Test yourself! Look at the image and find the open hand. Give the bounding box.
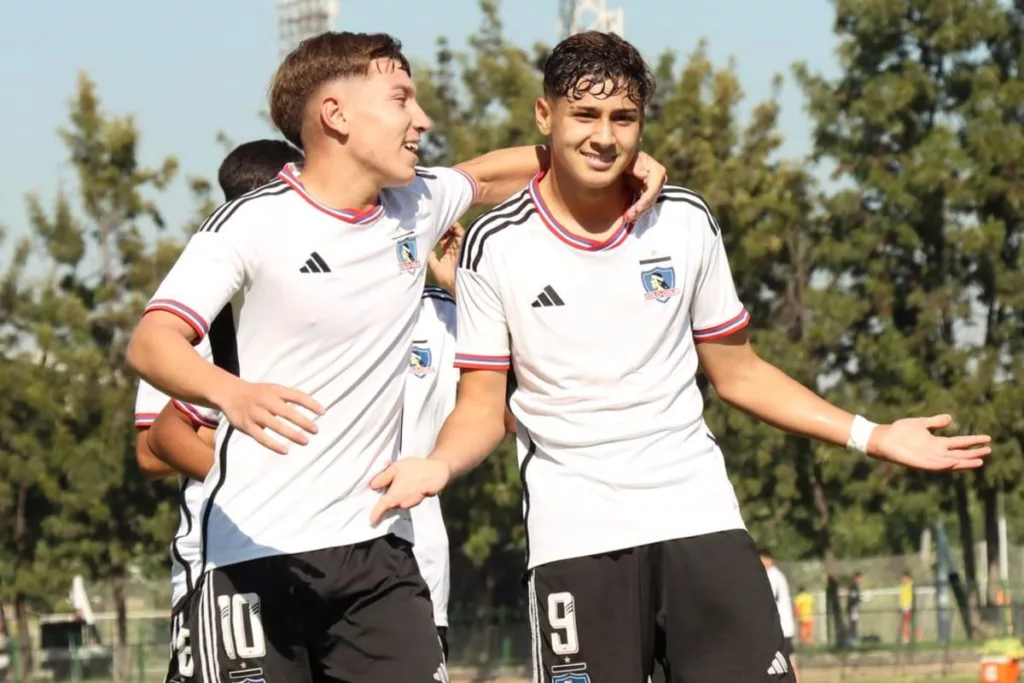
[868,414,992,471]
[369,458,452,525]
[217,380,324,454]
[623,151,668,222]
[427,222,464,295]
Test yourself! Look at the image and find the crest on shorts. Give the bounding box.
[397,236,421,273]
[552,674,591,683]
[409,343,433,377]
[641,265,680,303]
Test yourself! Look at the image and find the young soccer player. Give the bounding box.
[126,31,669,683]
[370,31,992,682]
[133,138,303,683]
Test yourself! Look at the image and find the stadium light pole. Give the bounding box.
[557,0,625,39]
[277,0,339,58]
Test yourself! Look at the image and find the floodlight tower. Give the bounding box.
[557,0,624,40]
[277,0,338,57]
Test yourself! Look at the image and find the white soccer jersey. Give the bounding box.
[401,285,458,627]
[767,564,796,638]
[455,175,751,569]
[144,163,476,572]
[134,375,207,609]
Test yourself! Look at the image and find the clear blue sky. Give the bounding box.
[0,0,839,251]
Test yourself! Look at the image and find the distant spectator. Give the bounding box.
[847,572,863,645]
[898,571,915,644]
[760,548,800,681]
[794,586,815,645]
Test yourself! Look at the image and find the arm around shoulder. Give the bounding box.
[454,145,549,207]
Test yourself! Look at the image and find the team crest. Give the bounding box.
[409,344,434,377]
[397,237,421,273]
[552,674,591,683]
[641,265,681,303]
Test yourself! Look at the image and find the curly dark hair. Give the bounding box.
[542,31,655,109]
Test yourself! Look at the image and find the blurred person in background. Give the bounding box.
[898,570,915,644]
[794,586,815,646]
[761,548,800,682]
[847,571,864,645]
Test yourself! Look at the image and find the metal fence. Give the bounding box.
[0,612,1004,683]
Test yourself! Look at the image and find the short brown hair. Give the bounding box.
[269,32,411,150]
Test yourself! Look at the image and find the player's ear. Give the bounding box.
[319,82,350,138]
[536,96,553,137]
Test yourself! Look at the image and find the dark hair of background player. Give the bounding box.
[218,139,304,201]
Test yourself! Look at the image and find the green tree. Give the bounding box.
[2,73,193,676]
[796,0,1024,624]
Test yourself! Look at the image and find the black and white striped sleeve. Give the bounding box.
[144,196,265,344]
[452,212,510,372]
[664,187,749,342]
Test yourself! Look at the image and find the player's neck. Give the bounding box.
[539,166,631,240]
[295,150,381,211]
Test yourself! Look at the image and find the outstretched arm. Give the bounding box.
[684,194,991,470]
[370,370,507,524]
[371,227,513,524]
[697,333,991,469]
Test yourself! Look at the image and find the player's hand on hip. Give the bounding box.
[219,381,324,455]
[624,151,667,223]
[369,458,451,525]
[868,414,992,471]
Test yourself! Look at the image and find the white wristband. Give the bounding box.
[847,415,878,454]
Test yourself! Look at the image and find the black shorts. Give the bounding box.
[189,535,444,683]
[528,529,795,682]
[437,626,449,662]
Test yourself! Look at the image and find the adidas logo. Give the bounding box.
[767,650,789,676]
[433,661,449,683]
[299,251,331,273]
[530,285,564,308]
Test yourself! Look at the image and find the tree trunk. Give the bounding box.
[808,444,845,647]
[14,594,32,679]
[112,568,129,682]
[13,483,33,678]
[953,477,977,583]
[981,485,1001,607]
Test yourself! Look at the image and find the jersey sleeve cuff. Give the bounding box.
[452,167,480,204]
[692,308,750,342]
[134,413,159,428]
[454,353,510,371]
[172,399,219,429]
[143,299,210,344]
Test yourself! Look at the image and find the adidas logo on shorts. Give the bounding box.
[767,650,789,676]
